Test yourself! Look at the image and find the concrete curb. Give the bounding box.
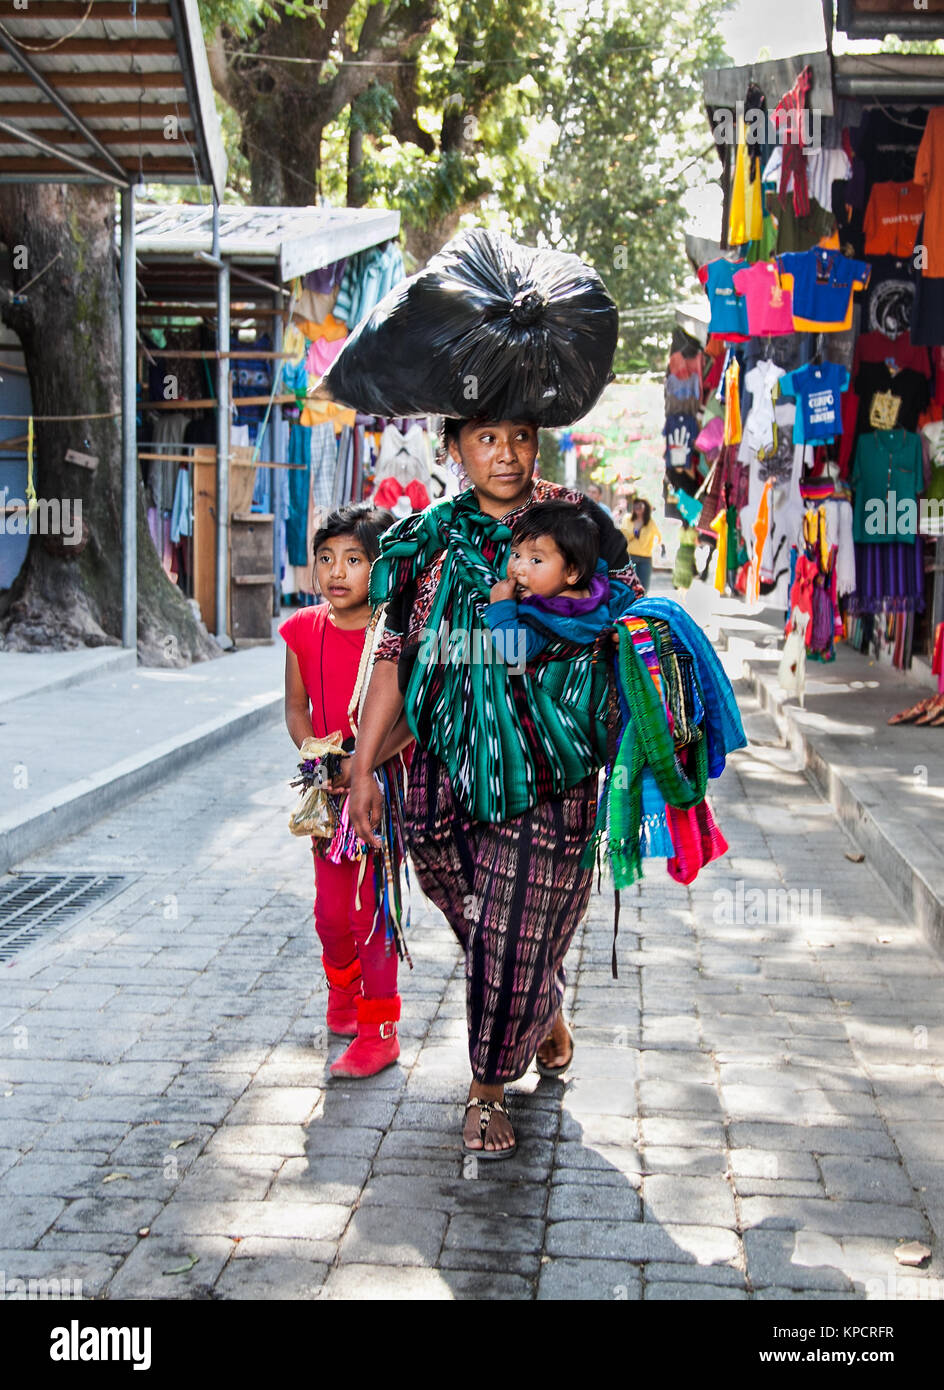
[716,619,944,959]
[0,648,138,706]
[0,691,282,875]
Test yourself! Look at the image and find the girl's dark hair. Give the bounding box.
[632,497,652,527]
[511,501,600,588]
[312,503,396,564]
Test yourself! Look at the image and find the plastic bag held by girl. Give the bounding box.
[319,228,620,427]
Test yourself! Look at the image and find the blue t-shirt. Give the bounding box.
[776,248,871,326]
[779,362,850,445]
[699,259,750,339]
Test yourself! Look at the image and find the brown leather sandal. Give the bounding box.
[462,1097,516,1161]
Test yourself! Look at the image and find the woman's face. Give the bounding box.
[448,420,538,515]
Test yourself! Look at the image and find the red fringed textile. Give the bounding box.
[666,798,730,885]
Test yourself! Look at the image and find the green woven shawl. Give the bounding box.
[369,489,610,823]
[588,618,708,887]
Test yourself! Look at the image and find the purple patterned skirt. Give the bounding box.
[404,748,598,1084]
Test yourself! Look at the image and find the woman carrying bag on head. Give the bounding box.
[326,227,642,1159]
[348,416,643,1158]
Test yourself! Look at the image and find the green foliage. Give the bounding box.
[201,0,730,369]
[537,429,563,484]
[197,0,322,39]
[522,0,730,372]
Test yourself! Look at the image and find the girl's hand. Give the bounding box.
[490,577,517,603]
[324,752,352,794]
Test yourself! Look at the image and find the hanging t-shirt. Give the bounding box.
[663,412,698,465]
[922,419,944,470]
[279,604,367,741]
[863,181,924,257]
[779,362,850,445]
[733,260,794,336]
[860,256,916,338]
[855,330,931,377]
[697,258,750,340]
[853,362,930,436]
[766,191,837,255]
[723,360,742,446]
[665,371,702,415]
[668,349,704,380]
[850,429,923,543]
[914,107,944,278]
[743,359,785,452]
[855,107,926,189]
[776,248,871,331]
[762,146,852,214]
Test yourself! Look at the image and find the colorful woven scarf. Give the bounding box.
[369,487,635,822]
[586,598,747,889]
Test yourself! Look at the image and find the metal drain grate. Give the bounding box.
[0,873,133,962]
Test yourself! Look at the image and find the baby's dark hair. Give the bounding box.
[312,503,395,564]
[511,501,600,588]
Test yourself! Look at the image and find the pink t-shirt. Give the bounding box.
[733,260,794,337]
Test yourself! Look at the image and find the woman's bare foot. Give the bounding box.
[463,1081,515,1152]
[536,1010,573,1070]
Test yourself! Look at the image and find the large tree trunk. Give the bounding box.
[0,184,220,667]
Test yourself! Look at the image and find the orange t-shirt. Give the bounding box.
[864,181,924,257]
[915,108,944,278]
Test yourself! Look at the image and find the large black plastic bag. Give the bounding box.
[321,228,619,427]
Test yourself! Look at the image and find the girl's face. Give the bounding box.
[448,420,538,516]
[314,536,371,615]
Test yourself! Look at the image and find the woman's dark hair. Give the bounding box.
[440,416,539,450]
[312,503,396,564]
[632,497,652,527]
[511,501,600,588]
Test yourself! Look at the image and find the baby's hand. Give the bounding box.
[490,577,517,603]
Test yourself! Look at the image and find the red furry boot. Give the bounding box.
[329,995,400,1078]
[323,956,362,1037]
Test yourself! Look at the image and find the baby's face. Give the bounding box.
[508,535,578,598]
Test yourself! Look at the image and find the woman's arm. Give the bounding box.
[348,659,405,848]
[375,711,413,764]
[284,648,313,749]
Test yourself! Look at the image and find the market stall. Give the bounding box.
[133,203,447,644]
[665,40,944,687]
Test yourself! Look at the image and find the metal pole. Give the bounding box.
[271,290,284,617]
[120,184,137,651]
[213,200,231,644]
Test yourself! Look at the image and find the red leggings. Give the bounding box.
[312,850,398,999]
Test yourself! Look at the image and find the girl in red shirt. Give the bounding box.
[281,503,410,1077]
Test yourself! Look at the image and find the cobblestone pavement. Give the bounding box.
[1,687,943,1301]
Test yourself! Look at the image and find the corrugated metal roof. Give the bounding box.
[0,0,225,196]
[134,203,402,281]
